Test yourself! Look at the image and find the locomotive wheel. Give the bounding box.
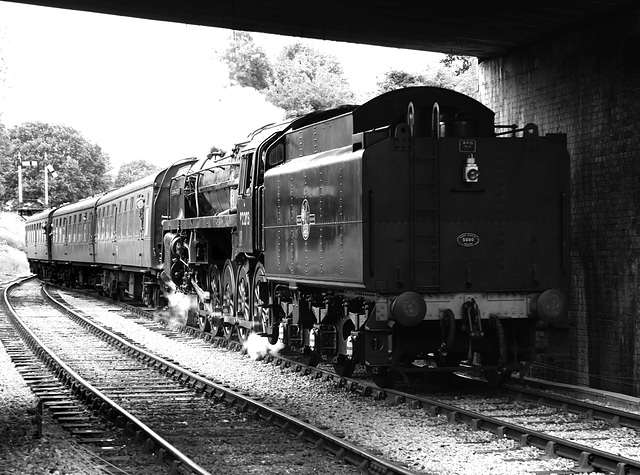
[207,265,223,337]
[236,263,252,343]
[194,267,211,333]
[250,263,278,344]
[333,355,356,378]
[221,260,237,340]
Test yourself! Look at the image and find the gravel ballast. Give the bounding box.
[0,330,115,475]
[2,286,616,474]
[59,292,589,475]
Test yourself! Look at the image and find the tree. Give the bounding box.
[265,43,356,117]
[440,55,474,76]
[0,22,7,109]
[377,70,431,93]
[440,55,479,99]
[115,160,161,187]
[2,122,112,207]
[221,31,273,90]
[0,122,9,201]
[376,55,479,100]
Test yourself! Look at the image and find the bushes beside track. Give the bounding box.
[0,212,29,280]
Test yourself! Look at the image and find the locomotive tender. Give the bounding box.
[26,87,570,387]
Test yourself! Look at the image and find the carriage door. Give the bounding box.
[111,202,119,265]
[63,217,69,257]
[134,195,145,267]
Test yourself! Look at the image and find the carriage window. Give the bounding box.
[102,208,107,240]
[145,192,151,237]
[117,203,122,238]
[129,197,135,238]
[97,209,101,241]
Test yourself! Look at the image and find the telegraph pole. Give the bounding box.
[44,152,49,207]
[17,151,57,209]
[17,152,23,205]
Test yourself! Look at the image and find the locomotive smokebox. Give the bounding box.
[390,292,427,327]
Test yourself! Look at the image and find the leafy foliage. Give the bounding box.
[221,31,273,90]
[264,42,356,117]
[377,56,479,99]
[377,70,432,93]
[0,122,9,199]
[221,34,356,117]
[115,160,161,187]
[440,54,473,76]
[0,122,112,208]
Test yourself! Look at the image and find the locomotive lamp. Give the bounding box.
[464,155,479,183]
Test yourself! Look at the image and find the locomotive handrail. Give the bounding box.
[494,124,520,136]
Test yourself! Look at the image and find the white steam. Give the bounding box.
[158,289,197,326]
[243,332,285,361]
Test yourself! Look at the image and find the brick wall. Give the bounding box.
[479,6,640,395]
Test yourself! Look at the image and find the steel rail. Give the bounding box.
[282,359,639,474]
[282,359,640,474]
[500,383,640,431]
[55,284,640,474]
[378,388,637,475]
[40,283,417,475]
[4,278,213,475]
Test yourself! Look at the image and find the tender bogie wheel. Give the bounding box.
[302,347,320,367]
[236,263,252,342]
[484,369,513,386]
[112,287,124,301]
[208,265,223,337]
[333,355,356,378]
[221,260,237,340]
[370,367,395,389]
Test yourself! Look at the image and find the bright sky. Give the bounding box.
[0,1,442,173]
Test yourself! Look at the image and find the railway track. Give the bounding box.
[3,278,413,475]
[40,283,640,474]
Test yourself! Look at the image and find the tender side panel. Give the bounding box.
[263,146,364,286]
[361,136,416,292]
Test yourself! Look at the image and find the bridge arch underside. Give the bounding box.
[480,6,640,396]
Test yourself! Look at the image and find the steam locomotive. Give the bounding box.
[25,87,570,387]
